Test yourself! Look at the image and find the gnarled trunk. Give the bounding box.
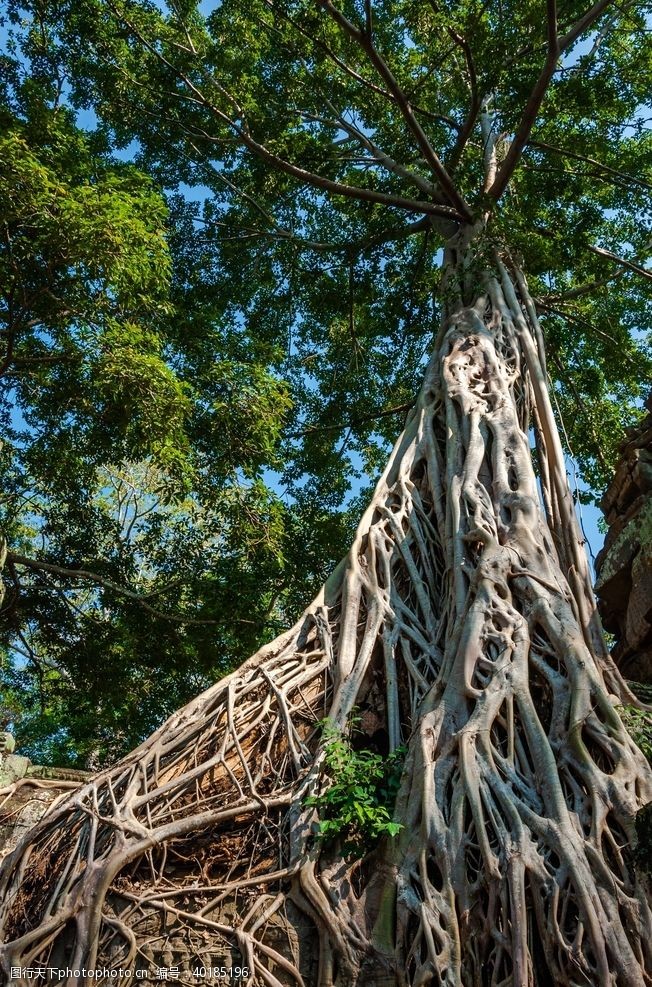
[0,246,650,987]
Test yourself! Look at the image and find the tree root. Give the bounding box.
[0,255,650,987]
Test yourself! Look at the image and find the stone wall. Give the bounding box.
[0,741,92,860]
[595,393,652,682]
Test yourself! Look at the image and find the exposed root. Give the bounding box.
[0,254,650,987]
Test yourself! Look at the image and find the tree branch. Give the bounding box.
[113,71,439,250]
[110,1,463,223]
[445,27,482,173]
[535,299,619,344]
[261,0,461,132]
[204,214,432,255]
[0,333,15,377]
[7,554,269,627]
[488,0,614,202]
[292,401,414,438]
[297,108,440,199]
[557,0,615,51]
[587,243,652,281]
[487,0,559,202]
[8,553,180,602]
[529,139,652,192]
[533,225,652,284]
[539,277,615,303]
[315,0,473,222]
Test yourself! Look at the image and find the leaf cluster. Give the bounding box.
[0,67,304,765]
[618,701,652,875]
[31,0,648,498]
[620,704,652,764]
[305,719,405,856]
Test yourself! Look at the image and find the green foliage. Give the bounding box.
[305,719,405,856]
[0,104,193,489]
[0,70,300,765]
[620,699,652,871]
[27,0,646,501]
[619,703,652,874]
[1,459,292,765]
[620,705,652,764]
[0,0,650,763]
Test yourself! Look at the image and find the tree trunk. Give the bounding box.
[0,243,650,987]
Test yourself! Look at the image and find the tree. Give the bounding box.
[0,1,651,984]
[0,58,312,764]
[0,94,196,759]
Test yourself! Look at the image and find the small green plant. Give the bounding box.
[619,705,652,763]
[619,702,652,873]
[305,718,406,857]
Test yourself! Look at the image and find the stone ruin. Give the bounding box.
[595,391,652,684]
[0,732,92,861]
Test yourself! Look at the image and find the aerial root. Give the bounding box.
[0,256,651,987]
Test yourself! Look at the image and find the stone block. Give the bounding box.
[0,754,31,785]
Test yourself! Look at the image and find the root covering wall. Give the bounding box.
[0,254,650,987]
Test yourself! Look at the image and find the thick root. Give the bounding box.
[0,256,650,987]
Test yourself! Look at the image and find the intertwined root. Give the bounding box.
[0,258,650,987]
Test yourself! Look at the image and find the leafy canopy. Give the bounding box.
[0,0,650,762]
[0,50,313,765]
[37,0,650,491]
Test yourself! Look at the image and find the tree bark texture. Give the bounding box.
[0,247,650,987]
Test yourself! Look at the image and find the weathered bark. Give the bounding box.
[0,244,650,987]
